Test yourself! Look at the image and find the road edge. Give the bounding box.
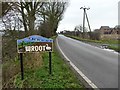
[55,37,99,90]
[65,35,119,55]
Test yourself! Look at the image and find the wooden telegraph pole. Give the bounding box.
[80,6,92,39]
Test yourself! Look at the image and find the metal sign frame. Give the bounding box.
[17,35,53,80]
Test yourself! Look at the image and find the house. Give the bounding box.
[94,26,120,40]
[99,26,120,34]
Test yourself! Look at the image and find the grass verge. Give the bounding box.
[3,37,84,88]
[65,35,119,52]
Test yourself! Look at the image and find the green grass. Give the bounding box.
[108,45,119,52]
[11,46,84,88]
[3,35,84,88]
[65,35,102,43]
[65,35,119,52]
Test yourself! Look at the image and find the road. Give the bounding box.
[56,35,118,88]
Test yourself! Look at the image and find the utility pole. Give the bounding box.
[85,11,92,39]
[80,6,91,39]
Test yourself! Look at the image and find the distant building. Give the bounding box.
[94,26,120,40]
[99,26,120,34]
[118,1,120,25]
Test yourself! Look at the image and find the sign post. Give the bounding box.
[17,35,53,80]
[20,53,24,80]
[49,52,52,74]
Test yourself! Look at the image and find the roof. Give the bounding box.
[100,26,110,29]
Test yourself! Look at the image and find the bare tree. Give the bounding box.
[1,1,68,37]
[74,25,82,36]
[74,25,88,38]
[39,2,68,37]
[11,1,43,35]
[1,2,12,17]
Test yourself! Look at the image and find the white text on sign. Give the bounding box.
[25,44,51,52]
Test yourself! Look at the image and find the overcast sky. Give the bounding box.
[57,0,119,32]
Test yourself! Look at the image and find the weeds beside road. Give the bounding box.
[65,35,119,53]
[2,36,84,89]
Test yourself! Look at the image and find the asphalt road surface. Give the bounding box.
[57,35,118,88]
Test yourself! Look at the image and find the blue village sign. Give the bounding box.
[17,35,53,53]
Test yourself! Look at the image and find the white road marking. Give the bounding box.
[103,49,119,54]
[56,38,99,89]
[66,36,119,55]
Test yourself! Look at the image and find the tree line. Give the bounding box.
[1,1,68,69]
[60,24,100,40]
[1,1,68,38]
[1,1,68,86]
